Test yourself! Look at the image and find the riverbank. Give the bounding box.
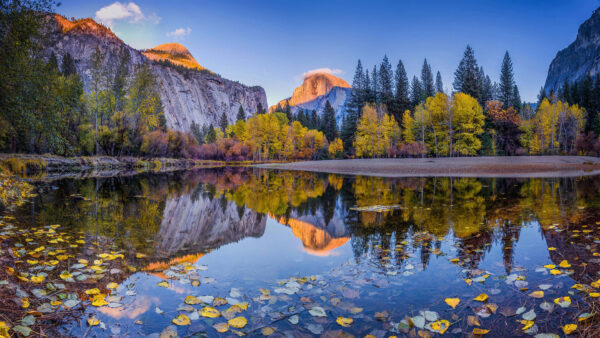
[258,156,600,177]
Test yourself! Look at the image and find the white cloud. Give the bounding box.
[95,2,160,27]
[302,68,343,79]
[167,27,192,38]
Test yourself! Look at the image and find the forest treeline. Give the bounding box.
[2,1,599,161]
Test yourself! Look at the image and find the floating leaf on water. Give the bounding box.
[213,297,228,307]
[184,295,201,305]
[473,293,488,302]
[529,291,544,298]
[21,315,35,327]
[309,306,327,317]
[87,317,100,326]
[578,313,593,322]
[85,288,100,295]
[200,307,221,318]
[106,282,118,289]
[522,309,536,321]
[559,260,571,268]
[543,264,555,269]
[467,316,480,326]
[288,314,299,325]
[336,316,353,327]
[549,269,562,275]
[12,325,32,336]
[261,327,275,335]
[423,311,438,322]
[562,324,577,335]
[430,319,450,335]
[172,314,190,326]
[472,328,489,335]
[553,296,571,308]
[349,307,363,314]
[411,316,425,329]
[213,322,229,333]
[227,316,247,329]
[445,298,460,309]
[157,281,169,288]
[539,284,552,290]
[519,320,535,331]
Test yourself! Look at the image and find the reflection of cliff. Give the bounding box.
[274,202,350,256]
[156,194,266,254]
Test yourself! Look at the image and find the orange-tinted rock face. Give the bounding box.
[142,42,205,70]
[273,215,349,256]
[270,72,350,112]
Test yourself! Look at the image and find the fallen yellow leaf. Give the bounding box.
[472,328,489,335]
[172,314,190,326]
[228,316,247,329]
[213,322,229,333]
[562,324,577,335]
[529,291,544,298]
[445,297,460,309]
[336,316,353,327]
[473,293,488,302]
[200,307,221,318]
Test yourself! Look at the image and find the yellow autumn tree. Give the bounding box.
[450,92,484,156]
[425,93,451,156]
[328,138,343,158]
[401,110,415,143]
[354,103,398,158]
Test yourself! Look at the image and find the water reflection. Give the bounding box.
[7,168,600,336]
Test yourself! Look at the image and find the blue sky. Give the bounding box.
[58,0,600,106]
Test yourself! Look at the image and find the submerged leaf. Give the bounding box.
[562,324,577,335]
[200,307,221,318]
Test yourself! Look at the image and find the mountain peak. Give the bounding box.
[53,14,120,41]
[292,72,350,106]
[143,43,205,70]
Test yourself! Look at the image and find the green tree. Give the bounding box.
[236,105,246,121]
[206,124,217,143]
[394,59,410,119]
[435,71,443,94]
[61,52,77,77]
[219,111,228,132]
[499,51,515,109]
[453,45,481,101]
[410,76,423,107]
[421,59,435,98]
[322,100,337,142]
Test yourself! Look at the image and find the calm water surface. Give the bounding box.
[5,168,600,337]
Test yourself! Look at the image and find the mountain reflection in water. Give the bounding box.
[7,168,600,336]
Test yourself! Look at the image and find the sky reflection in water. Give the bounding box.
[9,168,600,337]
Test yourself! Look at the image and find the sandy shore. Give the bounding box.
[258,156,600,178]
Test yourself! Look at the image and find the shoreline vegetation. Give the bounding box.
[0,154,286,180]
[259,156,600,178]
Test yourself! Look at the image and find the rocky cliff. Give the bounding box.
[156,194,266,254]
[270,72,351,125]
[544,8,600,93]
[44,14,267,132]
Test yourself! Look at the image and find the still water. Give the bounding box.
[4,168,600,337]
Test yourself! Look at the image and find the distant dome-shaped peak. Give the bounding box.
[303,71,350,88]
[149,43,192,56]
[143,42,205,71]
[289,71,349,106]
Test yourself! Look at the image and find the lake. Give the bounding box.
[2,168,600,337]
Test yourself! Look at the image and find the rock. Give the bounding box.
[269,73,351,126]
[544,7,600,93]
[43,14,267,133]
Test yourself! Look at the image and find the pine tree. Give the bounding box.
[435,71,443,93]
[372,66,379,102]
[219,111,228,132]
[48,52,58,72]
[61,52,77,77]
[393,59,410,122]
[537,87,547,105]
[206,124,217,143]
[480,71,493,104]
[310,110,318,130]
[511,85,522,111]
[322,100,337,141]
[344,60,366,148]
[453,45,480,101]
[379,55,393,99]
[236,106,246,121]
[421,59,435,98]
[256,102,265,114]
[560,80,571,104]
[499,51,515,109]
[410,76,423,106]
